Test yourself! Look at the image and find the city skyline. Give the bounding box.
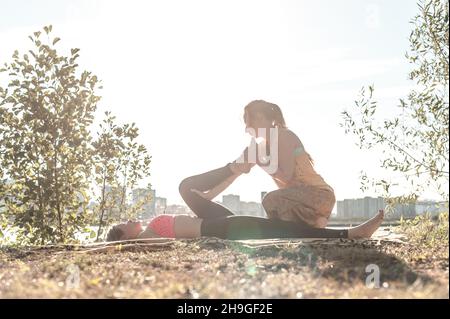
[117,185,449,220]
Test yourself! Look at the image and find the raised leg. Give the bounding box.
[179,163,236,219]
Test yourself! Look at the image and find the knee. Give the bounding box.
[262,192,278,218]
[261,192,272,210]
[179,177,194,198]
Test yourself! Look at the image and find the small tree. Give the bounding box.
[92,112,152,241]
[91,111,122,241]
[341,0,449,212]
[0,25,101,244]
[115,122,152,221]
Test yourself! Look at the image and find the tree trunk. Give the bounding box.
[96,166,107,241]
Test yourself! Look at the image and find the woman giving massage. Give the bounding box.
[106,100,384,242]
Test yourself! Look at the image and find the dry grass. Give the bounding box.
[0,221,448,299]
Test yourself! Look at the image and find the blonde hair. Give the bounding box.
[244,100,287,129]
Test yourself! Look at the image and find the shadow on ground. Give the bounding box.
[0,228,448,298]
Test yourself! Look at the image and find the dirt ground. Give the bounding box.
[0,226,448,298]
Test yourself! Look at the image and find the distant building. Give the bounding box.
[240,201,263,216]
[222,194,241,213]
[220,193,266,217]
[261,191,268,216]
[155,197,167,215]
[336,197,391,220]
[132,188,156,218]
[415,201,448,217]
[391,202,416,219]
[261,191,268,201]
[338,197,382,220]
[165,204,194,216]
[334,196,431,220]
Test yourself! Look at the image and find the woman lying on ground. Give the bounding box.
[106,99,385,242]
[106,210,384,241]
[106,209,384,242]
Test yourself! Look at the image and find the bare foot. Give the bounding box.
[348,210,385,239]
[315,217,329,228]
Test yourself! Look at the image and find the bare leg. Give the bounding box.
[171,215,348,239]
[181,211,384,240]
[142,211,385,240]
[348,210,385,239]
[179,164,237,219]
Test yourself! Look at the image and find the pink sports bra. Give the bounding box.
[147,215,176,238]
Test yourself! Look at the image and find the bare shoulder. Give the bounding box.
[279,128,302,147]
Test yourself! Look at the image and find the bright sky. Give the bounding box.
[1,0,438,211]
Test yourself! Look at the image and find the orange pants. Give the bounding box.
[262,183,336,228]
